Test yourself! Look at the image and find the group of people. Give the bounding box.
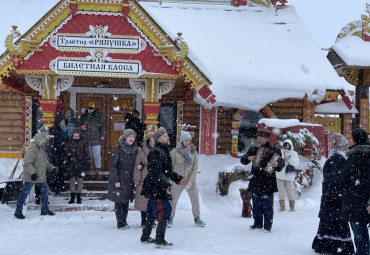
[12,105,370,251]
[14,105,105,218]
[107,126,206,246]
[312,128,370,255]
[240,126,370,255]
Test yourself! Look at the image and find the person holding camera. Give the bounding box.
[14,127,56,219]
[64,128,91,204]
[276,139,299,212]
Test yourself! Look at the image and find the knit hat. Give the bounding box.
[256,129,270,139]
[352,128,368,145]
[38,126,49,133]
[152,127,167,142]
[123,129,136,141]
[180,131,192,143]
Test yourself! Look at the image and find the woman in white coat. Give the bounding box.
[276,139,299,212]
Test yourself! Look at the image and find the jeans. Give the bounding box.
[15,182,50,214]
[146,199,171,221]
[89,145,101,169]
[350,221,370,255]
[252,192,274,229]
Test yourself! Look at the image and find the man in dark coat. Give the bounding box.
[125,110,146,147]
[330,128,370,255]
[140,127,187,246]
[240,129,284,232]
[47,114,69,193]
[79,105,106,170]
[108,129,138,229]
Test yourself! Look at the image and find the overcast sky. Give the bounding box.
[289,0,368,48]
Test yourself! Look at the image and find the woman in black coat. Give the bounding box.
[64,128,91,204]
[312,143,354,254]
[108,129,138,230]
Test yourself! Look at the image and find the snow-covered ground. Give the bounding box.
[0,154,324,255]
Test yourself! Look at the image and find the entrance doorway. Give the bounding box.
[159,103,177,149]
[76,93,136,169]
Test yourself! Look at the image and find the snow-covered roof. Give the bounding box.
[0,1,351,111]
[258,118,300,128]
[332,36,370,67]
[140,2,351,110]
[315,102,358,114]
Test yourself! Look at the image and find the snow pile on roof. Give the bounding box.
[315,102,358,114]
[332,35,370,66]
[258,118,300,128]
[140,2,350,111]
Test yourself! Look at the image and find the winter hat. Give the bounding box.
[180,131,192,143]
[351,128,368,145]
[72,128,82,135]
[152,127,167,142]
[38,126,49,133]
[256,129,270,139]
[123,129,136,141]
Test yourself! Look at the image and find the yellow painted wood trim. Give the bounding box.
[77,4,123,12]
[16,70,56,75]
[153,78,158,102]
[0,152,22,159]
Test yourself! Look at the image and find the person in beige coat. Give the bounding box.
[276,139,299,212]
[169,131,205,227]
[133,132,155,227]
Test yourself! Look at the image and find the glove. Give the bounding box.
[31,173,38,181]
[187,181,193,189]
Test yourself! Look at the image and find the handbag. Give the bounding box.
[285,164,295,173]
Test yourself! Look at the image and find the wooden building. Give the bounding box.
[0,0,354,168]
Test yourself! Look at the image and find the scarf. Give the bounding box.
[179,144,192,165]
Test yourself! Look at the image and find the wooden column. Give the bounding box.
[143,102,160,126]
[303,97,315,123]
[39,99,58,127]
[342,113,353,144]
[355,69,369,131]
[200,106,216,155]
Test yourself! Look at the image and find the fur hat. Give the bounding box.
[123,129,136,141]
[256,129,270,139]
[152,127,167,142]
[180,131,192,143]
[38,126,49,133]
[352,128,368,145]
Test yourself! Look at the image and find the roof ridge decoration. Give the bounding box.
[129,0,216,103]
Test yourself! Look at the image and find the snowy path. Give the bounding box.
[0,155,323,255]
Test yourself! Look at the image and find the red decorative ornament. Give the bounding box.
[231,0,247,7]
[271,0,287,9]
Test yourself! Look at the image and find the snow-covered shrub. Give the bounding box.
[294,160,322,196]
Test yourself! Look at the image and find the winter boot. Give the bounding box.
[194,217,206,227]
[35,195,41,205]
[167,217,173,228]
[68,193,76,204]
[140,219,156,243]
[76,193,82,204]
[279,200,285,212]
[289,200,295,211]
[14,213,26,219]
[40,211,55,216]
[141,211,147,228]
[155,220,173,246]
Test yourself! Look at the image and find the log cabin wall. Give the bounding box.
[161,78,200,150]
[0,93,24,152]
[268,99,303,121]
[216,107,234,154]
